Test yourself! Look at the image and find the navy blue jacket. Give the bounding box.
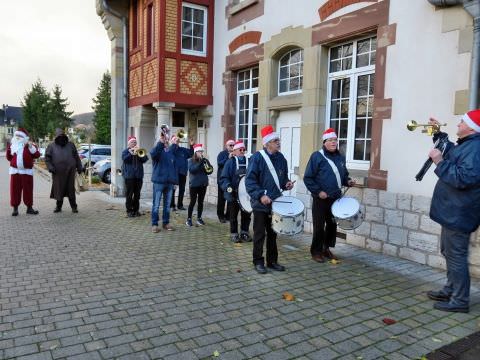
[174,146,194,176]
[149,142,178,185]
[217,149,230,184]
[303,147,350,200]
[430,132,480,233]
[188,157,209,188]
[220,156,248,202]
[121,148,148,179]
[245,149,289,212]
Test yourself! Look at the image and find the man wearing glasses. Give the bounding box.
[220,140,251,243]
[216,139,235,223]
[304,128,355,263]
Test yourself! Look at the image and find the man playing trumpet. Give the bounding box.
[122,136,149,218]
[426,110,480,313]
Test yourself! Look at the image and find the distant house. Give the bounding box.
[1,105,23,151]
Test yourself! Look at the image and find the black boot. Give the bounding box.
[54,200,63,213]
[26,207,39,215]
[12,206,18,216]
[71,206,78,213]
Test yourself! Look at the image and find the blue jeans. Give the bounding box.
[151,183,173,226]
[440,227,471,306]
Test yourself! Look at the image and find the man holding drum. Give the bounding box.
[245,125,294,274]
[220,140,252,243]
[304,128,355,263]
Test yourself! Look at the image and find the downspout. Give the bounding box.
[102,0,128,150]
[427,0,480,109]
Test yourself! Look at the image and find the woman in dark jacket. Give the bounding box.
[122,136,148,217]
[186,144,212,227]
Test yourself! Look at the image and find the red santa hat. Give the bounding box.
[193,143,204,152]
[233,140,246,150]
[225,139,235,146]
[322,128,337,141]
[14,128,29,138]
[127,136,137,145]
[462,109,480,133]
[261,125,279,145]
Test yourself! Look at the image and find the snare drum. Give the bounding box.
[331,197,364,230]
[271,196,305,235]
[237,175,252,213]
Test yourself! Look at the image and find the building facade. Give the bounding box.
[97,0,480,274]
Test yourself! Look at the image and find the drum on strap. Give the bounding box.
[271,196,305,235]
[237,175,252,213]
[331,197,364,230]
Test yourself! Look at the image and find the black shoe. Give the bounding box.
[427,290,450,302]
[171,207,177,212]
[134,211,142,217]
[177,206,186,211]
[26,207,39,215]
[12,207,18,216]
[127,212,135,218]
[254,264,267,274]
[240,232,251,242]
[433,301,469,313]
[72,207,78,213]
[267,263,285,272]
[219,218,227,224]
[54,207,62,213]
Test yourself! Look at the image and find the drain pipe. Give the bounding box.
[427,0,480,109]
[102,0,128,152]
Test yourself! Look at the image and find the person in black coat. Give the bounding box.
[304,128,355,263]
[186,144,212,227]
[216,139,235,222]
[121,136,149,217]
[426,111,480,313]
[220,140,251,243]
[169,135,194,211]
[245,125,294,274]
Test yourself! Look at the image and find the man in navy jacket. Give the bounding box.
[216,139,235,222]
[304,128,354,263]
[245,125,294,274]
[149,127,178,233]
[122,136,148,217]
[426,110,480,313]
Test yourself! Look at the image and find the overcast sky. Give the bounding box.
[0,0,110,115]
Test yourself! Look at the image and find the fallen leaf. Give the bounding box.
[236,269,241,273]
[318,316,324,321]
[382,318,396,325]
[282,292,295,301]
[296,298,304,302]
[330,259,340,265]
[208,269,213,273]
[213,350,220,357]
[234,243,242,248]
[432,338,442,343]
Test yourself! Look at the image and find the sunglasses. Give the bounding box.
[228,144,234,147]
[238,148,246,152]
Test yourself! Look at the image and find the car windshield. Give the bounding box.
[78,148,88,154]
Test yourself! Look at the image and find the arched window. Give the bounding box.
[278,49,303,95]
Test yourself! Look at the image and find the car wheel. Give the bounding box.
[103,169,111,184]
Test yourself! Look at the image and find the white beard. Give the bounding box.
[11,137,27,155]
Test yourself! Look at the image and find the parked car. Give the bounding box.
[92,158,111,184]
[78,145,111,171]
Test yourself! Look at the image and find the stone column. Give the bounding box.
[96,0,128,197]
[153,102,175,131]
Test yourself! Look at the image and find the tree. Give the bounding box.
[21,79,51,143]
[47,84,73,137]
[91,71,111,144]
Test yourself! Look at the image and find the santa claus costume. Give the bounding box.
[6,128,40,216]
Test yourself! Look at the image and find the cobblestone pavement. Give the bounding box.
[1,154,480,360]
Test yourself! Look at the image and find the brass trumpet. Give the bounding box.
[406,120,446,136]
[134,148,147,157]
[176,129,187,139]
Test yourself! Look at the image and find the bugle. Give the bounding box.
[406,120,446,136]
[134,148,147,157]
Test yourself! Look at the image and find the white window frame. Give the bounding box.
[236,67,259,156]
[278,49,303,96]
[326,36,376,170]
[181,3,208,57]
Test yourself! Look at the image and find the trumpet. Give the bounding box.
[200,156,214,175]
[406,120,446,136]
[159,124,171,144]
[134,148,147,157]
[176,129,187,139]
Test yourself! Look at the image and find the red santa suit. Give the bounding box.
[6,128,40,208]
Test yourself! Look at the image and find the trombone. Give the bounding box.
[406,120,446,136]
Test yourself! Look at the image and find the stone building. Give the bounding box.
[96,0,480,274]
